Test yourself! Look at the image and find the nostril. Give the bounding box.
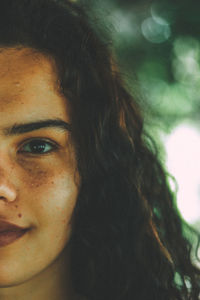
[0,196,8,201]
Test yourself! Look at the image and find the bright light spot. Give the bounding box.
[141,17,171,43]
[162,123,200,224]
[172,37,200,83]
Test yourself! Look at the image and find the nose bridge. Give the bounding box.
[0,153,17,203]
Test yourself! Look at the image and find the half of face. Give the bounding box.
[0,47,79,291]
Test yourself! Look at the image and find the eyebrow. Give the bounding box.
[3,118,72,136]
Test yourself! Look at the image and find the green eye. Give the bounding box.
[19,139,57,155]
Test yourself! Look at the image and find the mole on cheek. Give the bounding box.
[18,213,22,218]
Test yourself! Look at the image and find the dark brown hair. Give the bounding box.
[0,0,199,299]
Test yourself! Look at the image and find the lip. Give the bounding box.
[0,220,30,248]
[0,220,28,232]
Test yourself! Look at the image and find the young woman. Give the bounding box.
[0,0,199,299]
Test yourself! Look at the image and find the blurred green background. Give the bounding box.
[77,0,200,253]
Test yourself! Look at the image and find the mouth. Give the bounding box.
[0,220,31,248]
[0,229,30,247]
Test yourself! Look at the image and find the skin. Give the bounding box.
[0,47,81,300]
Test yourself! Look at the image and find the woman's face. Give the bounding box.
[0,47,79,286]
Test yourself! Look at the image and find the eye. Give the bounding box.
[18,138,58,155]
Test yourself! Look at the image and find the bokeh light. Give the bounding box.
[172,37,200,84]
[79,0,200,233]
[141,17,171,43]
[162,123,200,225]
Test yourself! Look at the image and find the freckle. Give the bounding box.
[15,205,18,208]
[18,213,22,218]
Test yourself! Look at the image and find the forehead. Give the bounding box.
[0,47,69,124]
[0,47,60,92]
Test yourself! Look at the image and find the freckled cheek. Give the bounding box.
[15,158,49,186]
[38,185,78,241]
[17,157,77,189]
[28,169,51,188]
[32,167,76,205]
[17,159,79,223]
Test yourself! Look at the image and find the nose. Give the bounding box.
[0,183,17,202]
[0,165,17,203]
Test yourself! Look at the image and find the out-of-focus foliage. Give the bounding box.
[77,0,200,228]
[78,0,200,133]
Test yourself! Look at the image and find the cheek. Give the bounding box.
[17,158,79,227]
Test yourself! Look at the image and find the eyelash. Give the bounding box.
[18,138,59,156]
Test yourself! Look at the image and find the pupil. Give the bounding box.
[30,140,45,153]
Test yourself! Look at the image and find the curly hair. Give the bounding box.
[0,0,200,299]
